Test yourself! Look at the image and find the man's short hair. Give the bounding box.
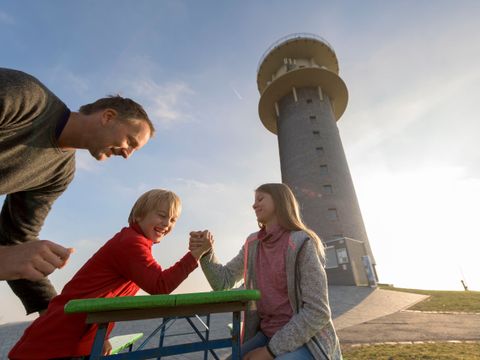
[79,95,155,136]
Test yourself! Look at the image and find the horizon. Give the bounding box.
[1,0,480,324]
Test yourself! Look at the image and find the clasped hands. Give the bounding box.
[189,230,214,260]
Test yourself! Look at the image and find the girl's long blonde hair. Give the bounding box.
[256,183,324,257]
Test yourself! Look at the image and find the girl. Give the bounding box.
[190,183,342,359]
[10,189,211,359]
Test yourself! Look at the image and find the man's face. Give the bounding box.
[90,111,151,161]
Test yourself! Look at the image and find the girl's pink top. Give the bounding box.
[255,224,293,337]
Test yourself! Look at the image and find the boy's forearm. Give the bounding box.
[148,252,198,294]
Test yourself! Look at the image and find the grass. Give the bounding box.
[378,284,480,313]
[341,342,480,359]
[339,285,480,358]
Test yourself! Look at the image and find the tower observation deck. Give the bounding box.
[257,33,377,285]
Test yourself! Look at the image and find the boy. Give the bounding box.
[9,189,212,359]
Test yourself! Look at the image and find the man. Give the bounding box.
[0,67,155,315]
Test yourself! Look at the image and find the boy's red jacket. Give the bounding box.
[9,224,198,359]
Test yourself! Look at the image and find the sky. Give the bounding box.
[1,0,480,324]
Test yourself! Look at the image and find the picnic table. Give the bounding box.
[64,289,261,359]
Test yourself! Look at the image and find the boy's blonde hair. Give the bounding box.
[128,189,181,225]
[255,183,324,257]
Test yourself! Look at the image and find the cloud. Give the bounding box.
[338,19,480,176]
[0,284,38,324]
[0,11,14,25]
[346,71,471,145]
[97,54,195,128]
[47,66,90,97]
[342,13,480,140]
[130,79,194,127]
[342,65,480,177]
[109,182,152,199]
[63,72,89,95]
[75,152,99,172]
[174,178,227,192]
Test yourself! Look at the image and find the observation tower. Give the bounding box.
[257,33,377,285]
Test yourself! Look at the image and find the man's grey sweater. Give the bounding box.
[0,68,75,314]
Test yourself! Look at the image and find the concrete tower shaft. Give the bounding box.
[257,33,376,270]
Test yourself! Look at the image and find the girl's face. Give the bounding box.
[253,191,277,226]
[137,203,178,243]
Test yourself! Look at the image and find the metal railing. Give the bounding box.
[257,32,336,73]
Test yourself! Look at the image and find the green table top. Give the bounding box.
[64,289,260,314]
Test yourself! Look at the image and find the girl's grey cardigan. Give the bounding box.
[200,230,342,359]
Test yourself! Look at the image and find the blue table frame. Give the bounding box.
[142,314,219,359]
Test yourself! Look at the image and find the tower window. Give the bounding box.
[306,99,313,104]
[312,130,320,135]
[316,146,324,155]
[286,63,296,71]
[327,208,338,221]
[336,248,349,264]
[320,165,328,175]
[309,115,316,120]
[323,185,333,194]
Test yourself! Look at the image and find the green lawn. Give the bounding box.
[378,284,480,312]
[342,342,480,359]
[339,285,480,359]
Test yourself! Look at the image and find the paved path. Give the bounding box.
[338,310,480,344]
[329,286,480,345]
[0,322,30,359]
[328,286,428,330]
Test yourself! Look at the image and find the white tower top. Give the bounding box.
[257,33,348,134]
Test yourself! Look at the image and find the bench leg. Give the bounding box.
[90,323,108,360]
[157,317,169,360]
[184,315,219,360]
[231,312,241,360]
[204,314,210,360]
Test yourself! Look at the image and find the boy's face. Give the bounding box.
[137,203,178,243]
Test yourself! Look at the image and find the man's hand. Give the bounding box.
[243,346,274,360]
[189,230,214,260]
[0,241,74,281]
